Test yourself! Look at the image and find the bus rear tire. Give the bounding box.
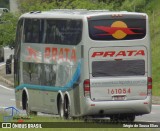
[58,97,64,118]
[126,115,135,122]
[64,97,71,119]
[119,114,135,122]
[110,114,135,122]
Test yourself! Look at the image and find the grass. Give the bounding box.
[0,112,159,130]
[148,0,160,96]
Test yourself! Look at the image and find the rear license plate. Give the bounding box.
[113,96,125,101]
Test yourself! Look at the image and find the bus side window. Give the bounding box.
[24,19,41,43]
[32,24,39,43]
[45,19,82,45]
[46,24,52,43]
[24,20,32,43]
[46,20,63,44]
[25,28,32,43]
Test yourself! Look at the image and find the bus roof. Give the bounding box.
[20,9,147,19]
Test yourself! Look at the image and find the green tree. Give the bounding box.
[17,0,111,13]
[120,0,150,12]
[0,13,19,47]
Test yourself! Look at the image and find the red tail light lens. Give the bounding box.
[147,77,152,95]
[148,77,152,89]
[83,79,90,97]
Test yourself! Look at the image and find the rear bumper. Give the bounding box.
[81,96,152,116]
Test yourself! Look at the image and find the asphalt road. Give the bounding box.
[0,83,160,122]
[0,84,15,109]
[136,105,160,122]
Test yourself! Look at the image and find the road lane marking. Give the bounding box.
[136,120,158,122]
[0,106,7,109]
[0,84,14,91]
[10,99,15,101]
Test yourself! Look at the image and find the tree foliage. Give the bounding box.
[120,0,150,12]
[17,0,112,13]
[0,13,19,47]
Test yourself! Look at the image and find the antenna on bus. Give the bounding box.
[30,11,41,14]
[89,10,109,12]
[52,9,88,11]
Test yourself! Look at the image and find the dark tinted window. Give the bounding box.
[92,60,145,77]
[45,19,82,45]
[23,62,57,86]
[14,19,23,87]
[24,19,44,43]
[88,18,146,40]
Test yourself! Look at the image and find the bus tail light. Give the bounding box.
[147,77,152,95]
[83,79,90,97]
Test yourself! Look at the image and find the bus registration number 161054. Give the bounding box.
[107,88,131,95]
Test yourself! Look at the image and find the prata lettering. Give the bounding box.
[45,47,76,62]
[92,50,145,58]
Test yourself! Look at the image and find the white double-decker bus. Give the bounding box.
[12,9,152,121]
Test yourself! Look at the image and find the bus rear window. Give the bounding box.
[92,60,145,77]
[88,18,146,40]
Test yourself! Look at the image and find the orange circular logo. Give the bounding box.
[111,21,127,39]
